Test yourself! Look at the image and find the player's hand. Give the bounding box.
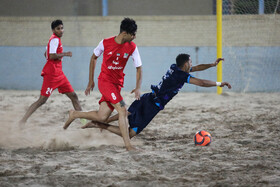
[131,88,141,100]
[221,82,232,89]
[65,51,72,57]
[85,81,95,96]
[212,58,224,66]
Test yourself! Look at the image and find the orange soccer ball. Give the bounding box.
[194,130,212,146]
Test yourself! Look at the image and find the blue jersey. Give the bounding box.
[151,64,193,109]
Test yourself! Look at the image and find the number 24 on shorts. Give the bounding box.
[46,87,53,95]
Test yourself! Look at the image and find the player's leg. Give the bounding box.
[82,121,137,138]
[97,80,135,150]
[64,92,82,111]
[19,95,49,124]
[64,91,88,125]
[112,101,135,151]
[63,102,112,129]
[19,76,53,124]
[58,77,82,111]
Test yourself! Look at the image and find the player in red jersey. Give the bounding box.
[64,18,142,151]
[19,20,82,124]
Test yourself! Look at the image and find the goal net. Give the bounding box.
[221,0,280,92]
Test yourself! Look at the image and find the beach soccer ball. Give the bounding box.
[194,130,212,146]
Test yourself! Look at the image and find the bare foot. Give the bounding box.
[17,120,26,131]
[81,122,104,133]
[63,110,76,130]
[127,146,138,151]
[18,119,26,124]
[18,119,26,126]
[81,121,99,129]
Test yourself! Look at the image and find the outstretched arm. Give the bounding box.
[189,77,232,89]
[191,58,224,72]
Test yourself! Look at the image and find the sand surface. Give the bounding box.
[0,90,279,186]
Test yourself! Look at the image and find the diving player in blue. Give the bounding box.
[81,53,232,138]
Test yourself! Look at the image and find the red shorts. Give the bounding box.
[98,80,123,111]
[41,74,74,97]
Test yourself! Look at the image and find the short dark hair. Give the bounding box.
[176,54,190,68]
[51,20,63,30]
[120,18,137,35]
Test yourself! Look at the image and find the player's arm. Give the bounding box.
[191,58,224,72]
[189,77,231,89]
[85,53,98,96]
[131,66,142,100]
[48,38,72,60]
[49,52,72,60]
[85,40,104,96]
[130,47,142,100]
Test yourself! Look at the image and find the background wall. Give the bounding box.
[0,15,279,92]
[1,15,279,47]
[0,0,214,16]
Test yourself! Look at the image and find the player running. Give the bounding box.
[64,18,142,151]
[19,20,83,124]
[81,54,231,138]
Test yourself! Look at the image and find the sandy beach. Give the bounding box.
[0,90,279,186]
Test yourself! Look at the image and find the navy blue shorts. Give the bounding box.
[128,93,161,134]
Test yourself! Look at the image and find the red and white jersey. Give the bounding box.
[94,36,142,87]
[41,34,64,77]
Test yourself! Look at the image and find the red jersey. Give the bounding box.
[41,34,64,77]
[94,36,142,87]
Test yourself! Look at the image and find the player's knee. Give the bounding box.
[118,106,127,116]
[37,98,47,106]
[68,92,78,100]
[72,92,78,99]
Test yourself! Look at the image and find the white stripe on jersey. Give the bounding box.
[93,40,104,57]
[49,38,59,54]
[131,46,142,67]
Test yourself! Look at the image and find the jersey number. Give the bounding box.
[46,87,53,95]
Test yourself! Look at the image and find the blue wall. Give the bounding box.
[0,46,280,92]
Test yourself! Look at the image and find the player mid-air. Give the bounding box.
[66,53,231,141]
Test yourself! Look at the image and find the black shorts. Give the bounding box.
[128,93,161,134]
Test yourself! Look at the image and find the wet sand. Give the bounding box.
[0,90,279,186]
